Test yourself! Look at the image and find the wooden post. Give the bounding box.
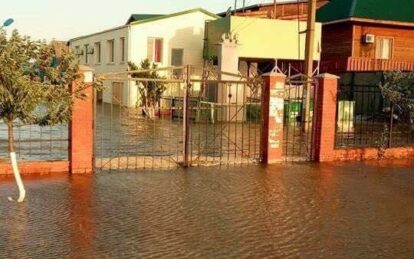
[303,0,317,131]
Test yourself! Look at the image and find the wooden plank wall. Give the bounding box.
[235,0,329,20]
[353,23,414,61]
[321,23,354,61]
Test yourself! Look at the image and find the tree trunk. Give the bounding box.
[7,120,26,203]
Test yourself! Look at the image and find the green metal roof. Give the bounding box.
[126,14,164,24]
[130,8,220,26]
[317,0,414,24]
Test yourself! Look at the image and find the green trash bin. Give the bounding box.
[283,100,314,123]
[284,101,302,122]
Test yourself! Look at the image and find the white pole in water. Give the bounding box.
[10,152,26,202]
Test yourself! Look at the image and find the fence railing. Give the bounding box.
[321,58,414,73]
[0,122,69,161]
[335,83,414,149]
[347,58,414,72]
[94,65,263,171]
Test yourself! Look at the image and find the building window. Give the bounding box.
[74,46,81,55]
[376,37,393,60]
[171,48,184,76]
[95,42,101,64]
[120,37,125,63]
[147,38,163,63]
[107,40,115,63]
[84,44,89,64]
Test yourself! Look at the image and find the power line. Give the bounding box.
[231,0,268,34]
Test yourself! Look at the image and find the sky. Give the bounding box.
[1,0,282,41]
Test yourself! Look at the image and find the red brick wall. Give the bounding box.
[0,161,69,175]
[0,68,95,175]
[69,80,94,174]
[312,73,414,162]
[333,147,414,161]
[311,73,339,161]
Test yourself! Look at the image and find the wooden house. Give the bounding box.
[218,0,329,21]
[317,0,414,73]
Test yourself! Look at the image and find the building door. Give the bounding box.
[112,82,124,105]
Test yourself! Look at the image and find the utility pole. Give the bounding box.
[273,0,277,19]
[303,0,316,132]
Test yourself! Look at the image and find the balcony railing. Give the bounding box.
[321,57,414,73]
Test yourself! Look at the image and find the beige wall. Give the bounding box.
[206,16,322,61]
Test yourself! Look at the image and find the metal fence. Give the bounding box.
[282,75,317,162]
[0,122,68,161]
[94,65,263,171]
[335,73,414,149]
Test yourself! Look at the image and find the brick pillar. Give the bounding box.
[69,66,94,174]
[260,72,286,164]
[311,73,340,162]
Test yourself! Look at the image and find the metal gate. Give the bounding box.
[93,65,263,172]
[282,73,317,162]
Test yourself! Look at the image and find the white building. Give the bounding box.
[68,8,219,107]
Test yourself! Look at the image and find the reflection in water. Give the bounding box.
[69,175,96,258]
[1,162,414,258]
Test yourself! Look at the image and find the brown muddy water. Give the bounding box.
[1,162,414,258]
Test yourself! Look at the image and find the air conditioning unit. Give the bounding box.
[363,34,375,44]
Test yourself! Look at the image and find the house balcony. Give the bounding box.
[321,57,414,73]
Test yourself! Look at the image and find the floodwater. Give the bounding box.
[1,162,414,258]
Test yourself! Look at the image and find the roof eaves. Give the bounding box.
[68,25,128,43]
[126,14,164,24]
[321,17,414,28]
[217,0,311,16]
[130,8,219,26]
